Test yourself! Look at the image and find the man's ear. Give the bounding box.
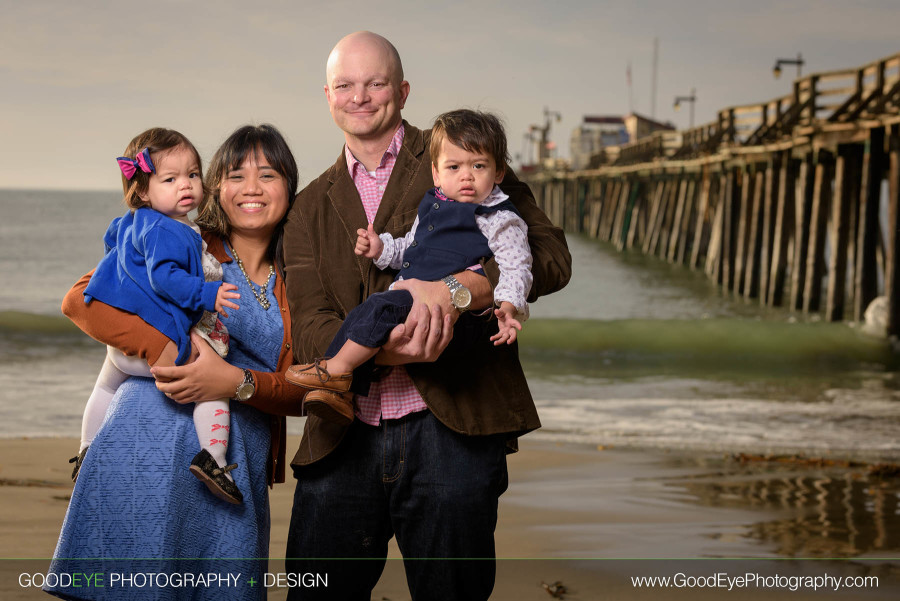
[398,80,410,110]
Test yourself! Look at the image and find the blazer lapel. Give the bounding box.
[325,149,369,243]
[372,122,426,233]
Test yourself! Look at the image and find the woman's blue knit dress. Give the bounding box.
[46,255,283,600]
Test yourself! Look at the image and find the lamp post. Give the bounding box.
[773,53,804,79]
[673,88,696,128]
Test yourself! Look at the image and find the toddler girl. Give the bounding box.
[73,127,243,504]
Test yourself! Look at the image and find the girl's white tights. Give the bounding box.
[80,346,232,481]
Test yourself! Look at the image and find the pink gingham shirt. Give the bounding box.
[344,123,429,425]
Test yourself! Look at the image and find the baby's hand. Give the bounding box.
[355,223,384,259]
[215,283,240,318]
[490,304,523,346]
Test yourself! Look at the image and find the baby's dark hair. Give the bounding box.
[429,109,509,173]
[119,128,204,209]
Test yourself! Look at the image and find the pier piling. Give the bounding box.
[526,52,900,333]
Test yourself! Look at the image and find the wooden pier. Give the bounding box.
[527,52,900,334]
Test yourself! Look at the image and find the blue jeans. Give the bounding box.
[285,410,509,601]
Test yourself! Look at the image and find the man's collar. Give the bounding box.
[344,123,406,177]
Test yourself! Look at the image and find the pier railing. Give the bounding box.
[526,51,900,334]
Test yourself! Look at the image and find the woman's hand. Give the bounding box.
[150,332,243,403]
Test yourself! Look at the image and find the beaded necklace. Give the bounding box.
[228,243,274,310]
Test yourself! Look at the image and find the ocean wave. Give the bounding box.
[0,311,83,336]
[532,395,900,461]
[520,317,899,371]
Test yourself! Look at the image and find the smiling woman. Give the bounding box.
[46,124,306,601]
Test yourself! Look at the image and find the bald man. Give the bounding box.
[282,31,571,600]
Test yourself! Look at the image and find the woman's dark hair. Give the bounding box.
[196,124,299,258]
[119,128,205,209]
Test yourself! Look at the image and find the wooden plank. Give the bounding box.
[758,155,781,305]
[733,167,753,297]
[768,153,795,307]
[625,185,643,249]
[644,179,668,254]
[576,180,588,234]
[887,124,900,335]
[648,180,671,255]
[706,175,728,283]
[556,181,566,228]
[845,153,860,318]
[676,178,697,265]
[790,152,815,311]
[802,149,834,314]
[588,194,603,238]
[658,178,680,258]
[825,145,861,321]
[667,178,689,262]
[612,180,632,249]
[538,182,549,214]
[690,170,713,269]
[566,180,578,232]
[743,168,766,300]
[854,127,886,321]
[721,169,738,293]
[601,180,621,241]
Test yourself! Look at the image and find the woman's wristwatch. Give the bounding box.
[233,369,255,402]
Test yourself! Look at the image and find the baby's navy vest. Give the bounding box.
[396,188,520,282]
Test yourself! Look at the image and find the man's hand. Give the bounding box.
[375,302,453,365]
[391,278,454,318]
[355,223,384,259]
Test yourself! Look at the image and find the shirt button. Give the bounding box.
[428,224,434,231]
[433,202,440,210]
[285,343,291,349]
[411,240,418,247]
[402,261,410,268]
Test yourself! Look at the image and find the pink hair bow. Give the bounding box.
[116,147,155,179]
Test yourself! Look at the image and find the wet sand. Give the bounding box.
[1,436,898,600]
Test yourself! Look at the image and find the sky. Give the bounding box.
[1,0,899,191]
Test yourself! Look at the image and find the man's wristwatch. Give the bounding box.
[233,369,255,402]
[441,275,472,312]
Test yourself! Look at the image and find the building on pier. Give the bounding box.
[570,113,675,170]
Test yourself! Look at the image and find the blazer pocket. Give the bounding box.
[389,208,419,235]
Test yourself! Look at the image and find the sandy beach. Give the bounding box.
[1,436,898,600]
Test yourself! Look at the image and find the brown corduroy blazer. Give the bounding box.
[282,122,572,467]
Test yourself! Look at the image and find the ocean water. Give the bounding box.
[2,188,899,460]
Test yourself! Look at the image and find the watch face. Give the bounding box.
[453,287,472,309]
[236,383,254,401]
